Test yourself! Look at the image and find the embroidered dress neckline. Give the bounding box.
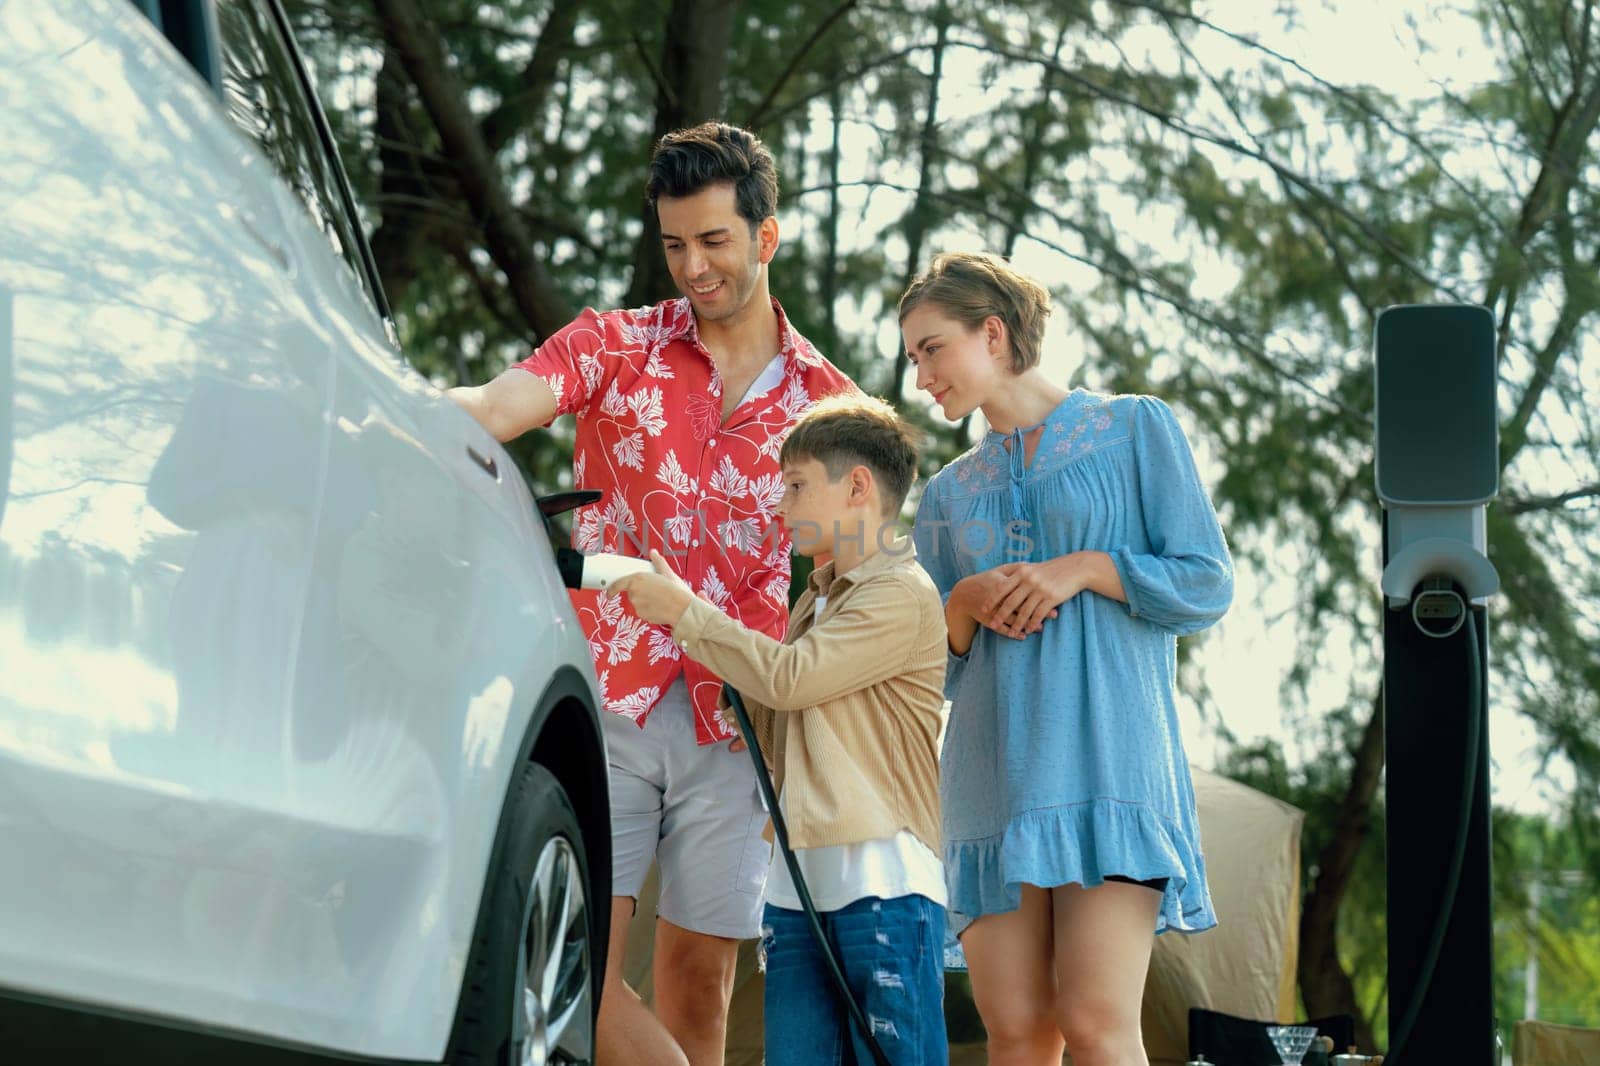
[982,389,1082,445]
[983,390,1081,478]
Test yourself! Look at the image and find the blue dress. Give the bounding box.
[913,390,1232,936]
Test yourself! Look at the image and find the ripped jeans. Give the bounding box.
[760,894,947,1065]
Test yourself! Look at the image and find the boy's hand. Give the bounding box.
[612,550,696,627]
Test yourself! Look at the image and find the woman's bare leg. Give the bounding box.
[1050,881,1160,1066]
[962,885,1065,1066]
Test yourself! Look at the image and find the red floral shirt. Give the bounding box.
[516,297,855,743]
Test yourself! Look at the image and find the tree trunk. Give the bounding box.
[369,45,436,308]
[368,1,579,307]
[889,8,949,405]
[623,0,740,308]
[820,76,843,362]
[1003,22,1069,257]
[371,0,574,342]
[1298,689,1384,1051]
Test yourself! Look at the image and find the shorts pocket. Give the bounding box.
[733,807,771,897]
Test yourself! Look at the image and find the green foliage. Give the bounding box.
[1492,812,1600,1029]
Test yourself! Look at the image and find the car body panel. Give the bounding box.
[0,3,602,1058]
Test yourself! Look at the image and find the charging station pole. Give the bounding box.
[1375,305,1499,1063]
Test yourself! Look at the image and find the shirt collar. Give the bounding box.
[806,538,917,596]
[670,295,824,371]
[662,297,698,345]
[774,298,825,369]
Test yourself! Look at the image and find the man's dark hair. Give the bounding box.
[646,123,778,234]
[780,395,923,517]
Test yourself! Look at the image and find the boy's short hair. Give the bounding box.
[646,123,778,235]
[780,395,922,516]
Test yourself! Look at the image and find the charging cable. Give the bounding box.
[1385,581,1483,1064]
[722,683,894,1066]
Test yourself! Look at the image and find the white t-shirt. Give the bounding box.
[737,355,786,408]
[763,593,947,912]
[764,810,947,912]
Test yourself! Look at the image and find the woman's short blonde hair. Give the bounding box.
[898,252,1052,372]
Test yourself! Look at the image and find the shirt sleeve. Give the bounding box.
[1108,396,1234,635]
[511,307,616,425]
[672,576,924,712]
[912,478,971,699]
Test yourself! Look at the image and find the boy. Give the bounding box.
[614,395,949,1066]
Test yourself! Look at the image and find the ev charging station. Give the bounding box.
[1375,304,1500,1063]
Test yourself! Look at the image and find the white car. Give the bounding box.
[0,2,609,1063]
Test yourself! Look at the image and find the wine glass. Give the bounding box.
[1265,1025,1319,1065]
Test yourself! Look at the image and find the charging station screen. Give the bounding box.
[1375,304,1498,505]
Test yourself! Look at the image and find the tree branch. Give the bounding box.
[744,0,857,129]
[796,174,1370,426]
[1500,209,1592,470]
[371,0,573,342]
[629,30,677,110]
[757,43,930,128]
[955,35,1475,307]
[369,45,448,305]
[1003,20,1070,257]
[1484,22,1600,318]
[1502,481,1600,515]
[624,0,739,307]
[891,4,950,405]
[1298,688,1385,1049]
[446,238,526,357]
[479,0,582,153]
[1113,0,1505,237]
[1161,18,1375,318]
[1495,0,1560,114]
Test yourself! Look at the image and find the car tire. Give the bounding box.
[450,761,595,1066]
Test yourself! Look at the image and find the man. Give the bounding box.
[450,122,854,1066]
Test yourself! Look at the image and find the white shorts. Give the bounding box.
[603,679,770,938]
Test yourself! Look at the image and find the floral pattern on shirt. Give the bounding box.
[516,297,855,743]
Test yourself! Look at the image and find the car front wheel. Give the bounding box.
[452,762,594,1066]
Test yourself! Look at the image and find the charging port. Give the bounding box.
[1412,579,1467,638]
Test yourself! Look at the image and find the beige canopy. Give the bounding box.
[620,765,1304,1065]
[1512,1020,1600,1065]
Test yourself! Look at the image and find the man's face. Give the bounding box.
[657,183,776,322]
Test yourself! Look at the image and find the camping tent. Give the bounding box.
[620,765,1304,1065]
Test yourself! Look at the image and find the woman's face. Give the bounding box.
[902,304,1009,421]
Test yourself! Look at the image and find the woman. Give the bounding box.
[904,252,1232,1066]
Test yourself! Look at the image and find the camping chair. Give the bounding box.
[1512,1019,1600,1065]
[1187,1007,1355,1065]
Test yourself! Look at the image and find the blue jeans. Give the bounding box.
[760,895,947,1066]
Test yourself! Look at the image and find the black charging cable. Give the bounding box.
[1385,591,1484,1064]
[721,683,893,1066]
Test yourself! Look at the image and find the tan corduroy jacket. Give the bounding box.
[671,540,947,853]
